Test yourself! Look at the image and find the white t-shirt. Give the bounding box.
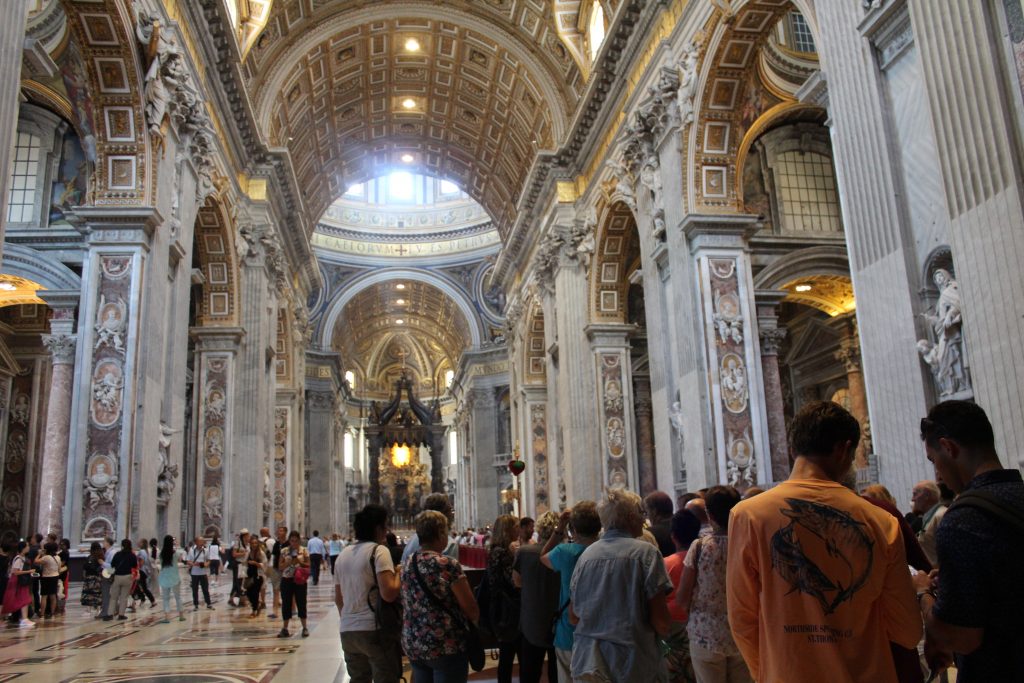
[208,544,220,560]
[334,541,394,633]
[186,546,210,575]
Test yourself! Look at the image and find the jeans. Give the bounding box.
[340,630,403,683]
[280,578,307,622]
[520,640,558,683]
[161,582,182,613]
[109,574,133,616]
[309,554,323,584]
[689,643,753,683]
[190,574,211,607]
[411,651,469,683]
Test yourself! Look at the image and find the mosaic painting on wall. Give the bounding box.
[0,371,33,543]
[82,255,133,542]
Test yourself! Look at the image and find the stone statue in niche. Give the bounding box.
[713,291,744,345]
[669,398,685,450]
[156,422,179,505]
[10,393,29,426]
[84,453,118,510]
[917,268,969,397]
[94,296,127,353]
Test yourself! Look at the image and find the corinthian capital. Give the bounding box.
[758,328,787,356]
[43,334,77,365]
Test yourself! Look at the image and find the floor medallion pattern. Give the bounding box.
[59,663,284,683]
[113,646,299,660]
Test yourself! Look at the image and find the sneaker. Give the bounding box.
[193,606,200,611]
[301,627,309,638]
[17,620,34,629]
[126,607,135,613]
[277,628,289,638]
[267,613,277,619]
[206,604,214,610]
[117,615,128,620]
[178,615,186,622]
[102,616,113,621]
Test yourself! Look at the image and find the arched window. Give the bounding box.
[449,429,458,466]
[588,1,606,62]
[6,132,41,223]
[344,370,356,390]
[773,150,841,233]
[444,369,455,388]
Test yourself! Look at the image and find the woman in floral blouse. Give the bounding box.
[675,486,752,683]
[402,510,480,683]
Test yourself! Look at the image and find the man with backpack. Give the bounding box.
[914,401,1024,681]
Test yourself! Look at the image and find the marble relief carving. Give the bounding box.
[156,422,179,506]
[599,354,629,489]
[530,405,549,514]
[200,357,229,536]
[707,257,758,488]
[82,255,133,541]
[273,408,288,525]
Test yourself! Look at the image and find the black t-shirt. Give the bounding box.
[111,550,138,576]
[933,469,1024,682]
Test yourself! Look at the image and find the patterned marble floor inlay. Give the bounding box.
[160,628,290,644]
[113,645,300,660]
[0,654,73,665]
[59,663,284,683]
[38,630,139,651]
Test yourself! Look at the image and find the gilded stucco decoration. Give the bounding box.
[589,202,640,323]
[244,1,582,235]
[61,0,150,205]
[693,1,817,211]
[193,198,240,325]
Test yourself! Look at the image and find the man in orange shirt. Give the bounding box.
[727,401,922,682]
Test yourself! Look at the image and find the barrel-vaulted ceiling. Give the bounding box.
[244,1,586,236]
[334,280,472,395]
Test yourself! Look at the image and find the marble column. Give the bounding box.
[632,376,657,495]
[468,387,500,524]
[756,291,790,483]
[305,389,336,533]
[546,227,600,503]
[37,322,76,537]
[0,0,30,256]
[835,317,870,470]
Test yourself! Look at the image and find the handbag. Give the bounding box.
[412,553,485,672]
[16,572,29,587]
[293,565,310,585]
[368,545,402,635]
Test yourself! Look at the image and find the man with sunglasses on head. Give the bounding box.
[914,400,1024,682]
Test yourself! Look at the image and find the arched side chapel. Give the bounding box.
[0,0,1018,546]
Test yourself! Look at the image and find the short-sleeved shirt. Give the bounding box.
[401,550,467,661]
[280,546,309,578]
[684,534,738,655]
[334,541,394,632]
[38,554,59,578]
[547,542,586,650]
[514,544,560,648]
[932,469,1024,682]
[186,546,210,575]
[401,533,459,563]
[569,530,672,682]
[136,549,150,575]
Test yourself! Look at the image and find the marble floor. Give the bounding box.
[0,577,522,682]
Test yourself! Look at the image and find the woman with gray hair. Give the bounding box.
[569,489,673,682]
[402,510,480,682]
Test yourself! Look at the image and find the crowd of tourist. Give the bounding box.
[0,397,1018,683]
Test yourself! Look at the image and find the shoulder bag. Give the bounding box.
[412,553,485,672]
[292,552,310,585]
[368,544,402,636]
[950,490,1024,535]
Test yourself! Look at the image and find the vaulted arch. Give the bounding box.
[192,197,240,326]
[589,201,640,323]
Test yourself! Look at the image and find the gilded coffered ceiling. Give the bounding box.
[334,279,472,395]
[245,1,585,236]
[782,275,855,317]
